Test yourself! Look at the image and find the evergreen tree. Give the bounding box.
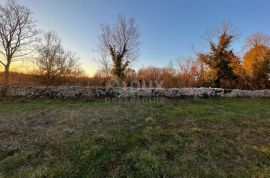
[198,27,239,88]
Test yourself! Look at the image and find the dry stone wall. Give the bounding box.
[2,86,270,98]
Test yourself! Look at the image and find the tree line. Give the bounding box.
[95,18,270,89]
[0,0,269,94]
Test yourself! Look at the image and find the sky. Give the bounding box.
[3,0,270,76]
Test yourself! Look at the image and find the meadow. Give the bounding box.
[0,98,270,177]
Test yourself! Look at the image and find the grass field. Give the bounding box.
[0,98,270,178]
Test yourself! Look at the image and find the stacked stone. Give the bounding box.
[1,86,270,98]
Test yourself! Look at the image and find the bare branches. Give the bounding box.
[245,33,270,49]
[204,22,239,49]
[0,0,39,89]
[34,31,84,86]
[98,14,140,79]
[0,60,5,67]
[0,0,38,59]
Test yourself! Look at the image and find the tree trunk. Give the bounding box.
[215,77,221,88]
[1,62,10,96]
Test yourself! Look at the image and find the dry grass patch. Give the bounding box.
[0,98,270,177]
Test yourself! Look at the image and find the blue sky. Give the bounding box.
[12,0,270,75]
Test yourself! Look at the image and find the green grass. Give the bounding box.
[0,97,270,177]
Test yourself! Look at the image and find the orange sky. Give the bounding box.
[0,60,96,77]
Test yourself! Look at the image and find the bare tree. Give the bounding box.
[0,0,38,93]
[98,14,140,80]
[34,31,83,86]
[177,57,203,87]
[96,55,111,78]
[245,33,270,49]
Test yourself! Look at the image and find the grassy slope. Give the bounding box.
[0,98,270,178]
